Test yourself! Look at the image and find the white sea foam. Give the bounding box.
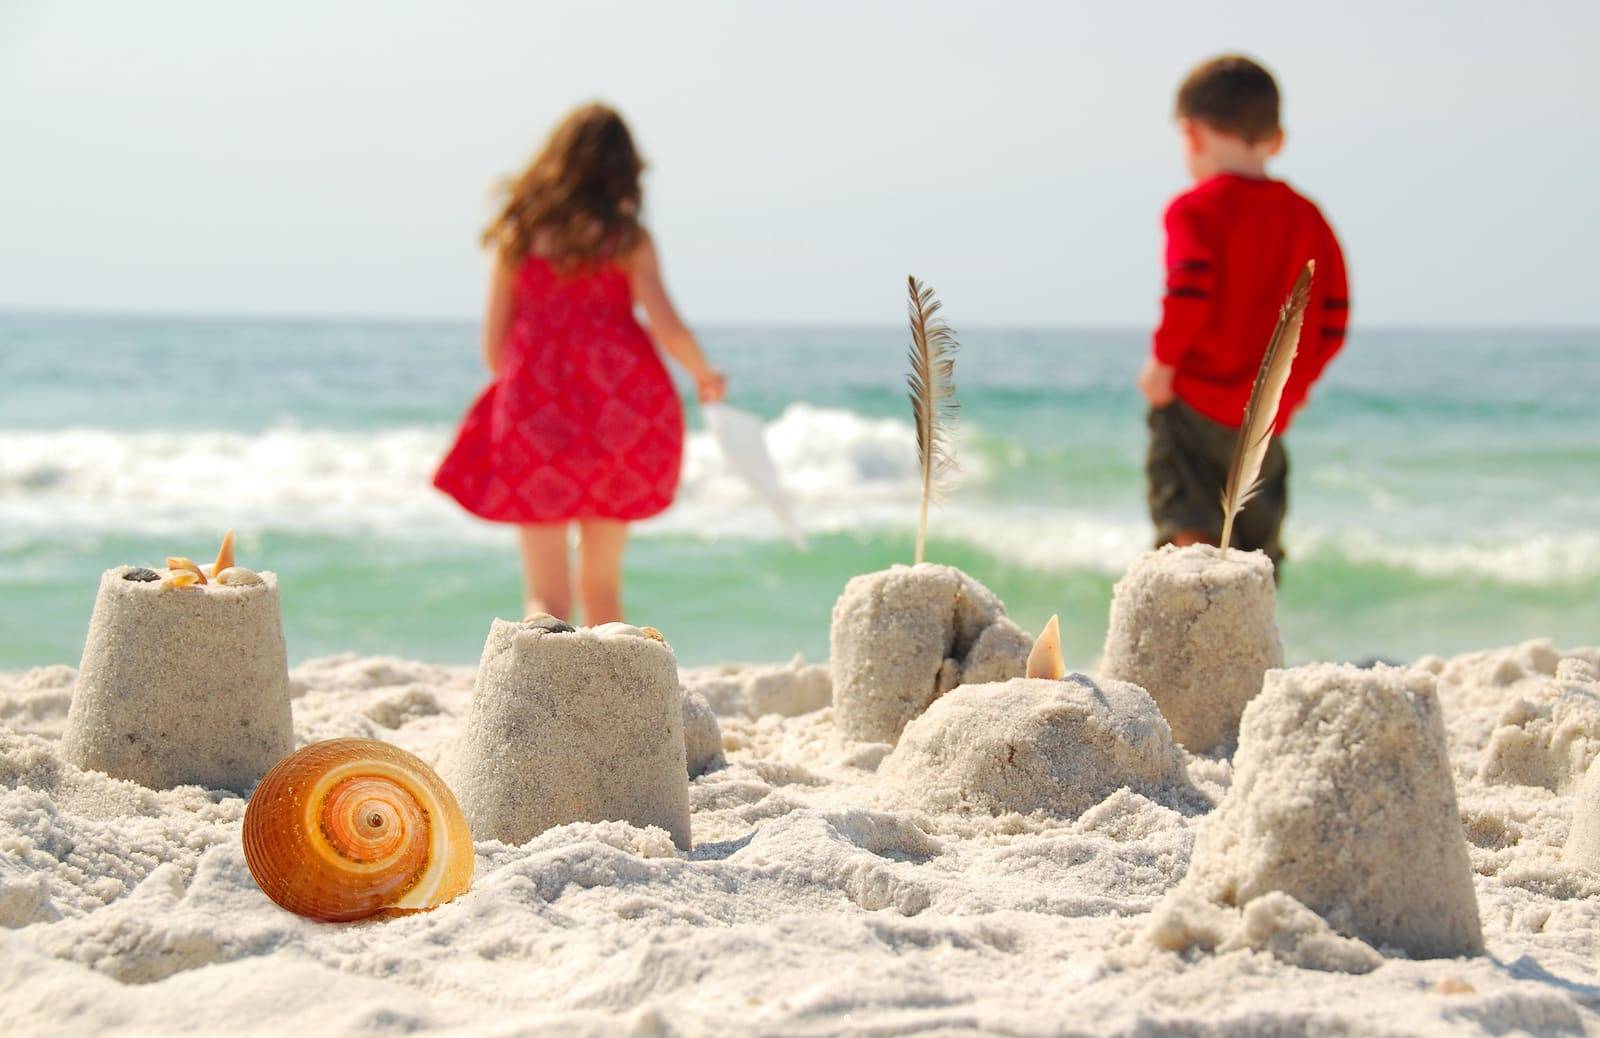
[0,406,952,538]
[0,409,1595,584]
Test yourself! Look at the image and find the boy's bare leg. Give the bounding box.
[518,523,572,620]
[577,519,628,626]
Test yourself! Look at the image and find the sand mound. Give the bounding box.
[1170,663,1483,959]
[440,619,691,849]
[61,566,292,793]
[681,690,724,778]
[683,656,831,718]
[1100,545,1281,754]
[1149,889,1384,974]
[1479,657,1600,792]
[878,674,1197,820]
[830,564,1031,743]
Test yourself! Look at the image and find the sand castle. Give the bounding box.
[61,532,293,793]
[830,563,1031,743]
[1177,662,1483,959]
[1101,544,1281,754]
[441,617,692,850]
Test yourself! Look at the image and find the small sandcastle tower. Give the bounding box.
[1178,662,1483,959]
[830,279,1032,743]
[441,617,692,850]
[61,531,293,793]
[1100,544,1281,753]
[1105,264,1312,755]
[830,563,1031,743]
[879,617,1197,818]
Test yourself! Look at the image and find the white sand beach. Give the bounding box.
[2,637,1598,1036]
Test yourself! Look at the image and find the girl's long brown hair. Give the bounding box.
[483,103,644,273]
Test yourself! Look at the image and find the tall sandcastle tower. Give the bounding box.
[1100,544,1282,753]
[1173,663,1483,959]
[61,532,293,793]
[441,617,692,850]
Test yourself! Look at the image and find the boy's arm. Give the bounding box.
[1291,220,1351,396]
[1151,198,1217,371]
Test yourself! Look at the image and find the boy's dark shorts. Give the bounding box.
[1146,399,1288,565]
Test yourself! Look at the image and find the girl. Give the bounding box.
[434,103,724,624]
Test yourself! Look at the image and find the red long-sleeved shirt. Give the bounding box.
[1153,173,1349,432]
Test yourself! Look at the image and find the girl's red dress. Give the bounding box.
[433,254,684,523]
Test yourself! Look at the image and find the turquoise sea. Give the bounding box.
[1,313,1596,670]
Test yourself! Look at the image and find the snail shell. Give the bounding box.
[242,738,473,922]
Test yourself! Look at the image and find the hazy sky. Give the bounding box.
[2,1,1596,325]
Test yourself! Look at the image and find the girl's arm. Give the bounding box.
[628,230,726,403]
[481,253,515,374]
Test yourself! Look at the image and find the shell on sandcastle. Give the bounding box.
[830,563,1032,743]
[879,616,1196,819]
[1176,663,1483,959]
[242,739,474,922]
[440,617,692,849]
[1100,544,1282,754]
[61,530,293,793]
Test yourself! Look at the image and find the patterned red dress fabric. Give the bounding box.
[433,255,684,523]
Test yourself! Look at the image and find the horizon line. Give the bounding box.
[1,304,1597,335]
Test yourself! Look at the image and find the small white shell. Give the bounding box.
[214,566,264,587]
[592,622,646,639]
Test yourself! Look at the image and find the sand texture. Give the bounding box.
[1170,663,1484,959]
[1564,661,1600,868]
[60,566,292,794]
[1101,544,1282,753]
[1478,654,1600,792]
[2,639,1599,1035]
[880,673,1200,819]
[684,655,831,719]
[830,563,1031,743]
[439,618,692,850]
[680,689,725,778]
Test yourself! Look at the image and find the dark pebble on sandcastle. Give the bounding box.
[123,567,161,582]
[525,616,577,634]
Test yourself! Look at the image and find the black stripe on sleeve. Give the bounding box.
[1324,298,1349,311]
[1167,287,1209,301]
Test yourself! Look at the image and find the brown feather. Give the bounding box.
[1219,261,1315,558]
[905,276,960,565]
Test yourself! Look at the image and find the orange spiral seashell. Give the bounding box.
[242,738,474,922]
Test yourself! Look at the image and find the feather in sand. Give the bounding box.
[1218,261,1315,558]
[906,276,960,565]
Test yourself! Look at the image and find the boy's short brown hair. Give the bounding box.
[1176,55,1280,143]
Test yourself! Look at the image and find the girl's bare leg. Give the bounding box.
[518,523,572,620]
[577,519,628,625]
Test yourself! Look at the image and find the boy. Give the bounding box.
[1138,54,1349,567]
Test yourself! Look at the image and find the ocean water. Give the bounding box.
[1,312,1596,671]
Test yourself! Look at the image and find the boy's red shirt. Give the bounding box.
[1153,173,1349,432]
